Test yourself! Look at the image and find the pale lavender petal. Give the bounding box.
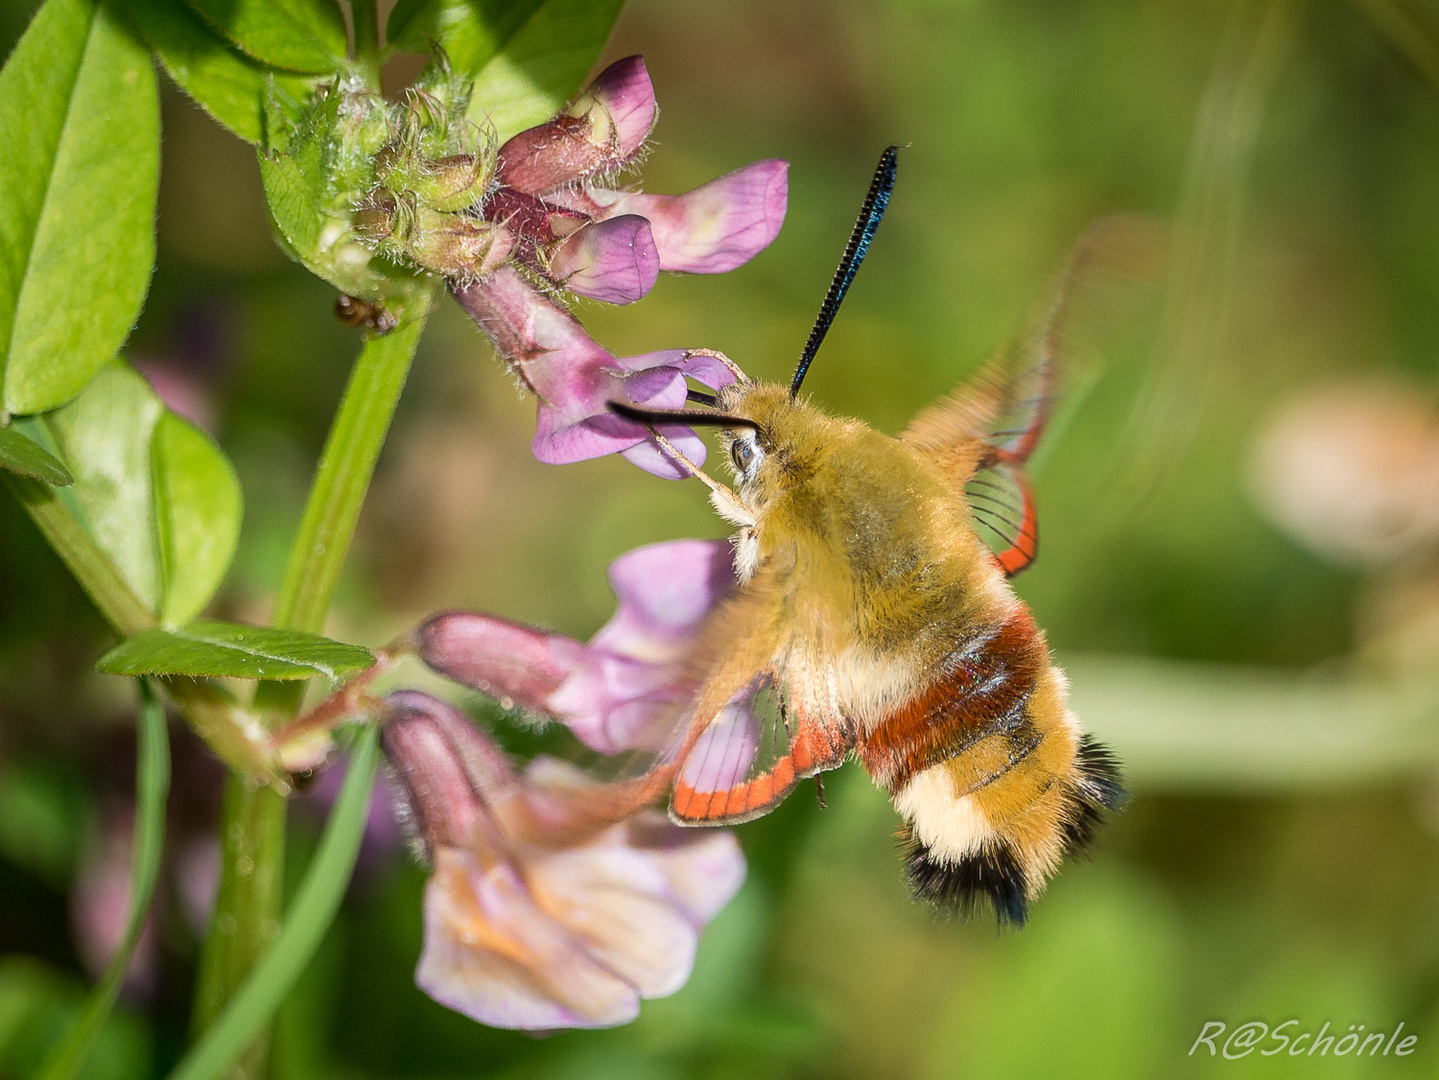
[548,216,659,305]
[527,841,700,998]
[414,613,575,711]
[599,160,788,273]
[618,428,710,479]
[585,55,657,159]
[418,850,640,1029]
[667,350,745,391]
[547,652,694,754]
[627,820,746,923]
[594,539,737,660]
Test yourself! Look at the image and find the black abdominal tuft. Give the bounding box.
[903,830,1029,928]
[1059,734,1127,855]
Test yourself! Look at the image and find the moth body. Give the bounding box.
[695,382,1121,924]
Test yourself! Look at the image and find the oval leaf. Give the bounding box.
[152,413,242,626]
[180,0,346,74]
[34,359,242,624]
[463,0,625,139]
[0,0,159,414]
[0,426,73,485]
[97,622,374,680]
[127,0,319,145]
[44,361,166,611]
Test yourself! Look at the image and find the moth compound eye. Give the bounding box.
[730,434,759,474]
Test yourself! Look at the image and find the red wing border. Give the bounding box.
[670,673,853,825]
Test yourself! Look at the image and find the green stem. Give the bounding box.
[36,680,170,1080]
[191,305,431,1077]
[351,0,381,88]
[270,313,428,637]
[4,473,156,637]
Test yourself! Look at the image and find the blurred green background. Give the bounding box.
[5,0,1439,1076]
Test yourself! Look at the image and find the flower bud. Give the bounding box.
[407,210,514,279]
[497,56,657,195]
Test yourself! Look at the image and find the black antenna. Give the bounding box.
[790,145,900,397]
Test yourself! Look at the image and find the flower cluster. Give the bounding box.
[367,538,743,1029]
[353,59,780,1033]
[383,689,744,1029]
[357,56,786,476]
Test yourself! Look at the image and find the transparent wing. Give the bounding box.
[667,662,853,826]
[905,217,1165,576]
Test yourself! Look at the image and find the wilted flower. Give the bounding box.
[382,689,745,1030]
[414,538,737,753]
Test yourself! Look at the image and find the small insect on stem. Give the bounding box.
[334,294,398,334]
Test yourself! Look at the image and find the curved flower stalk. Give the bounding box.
[414,538,738,753]
[382,690,745,1030]
[355,55,787,476]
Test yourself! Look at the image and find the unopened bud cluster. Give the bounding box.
[355,91,509,280]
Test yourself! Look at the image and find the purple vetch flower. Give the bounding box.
[382,690,745,1030]
[452,267,743,477]
[437,55,785,476]
[414,538,738,754]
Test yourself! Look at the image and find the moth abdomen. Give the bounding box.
[902,827,1030,928]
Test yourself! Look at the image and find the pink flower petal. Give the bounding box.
[413,615,575,711]
[637,826,747,925]
[585,55,657,160]
[531,349,713,475]
[599,159,789,273]
[496,56,657,195]
[547,216,660,305]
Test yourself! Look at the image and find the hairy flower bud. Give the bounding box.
[407,210,514,279]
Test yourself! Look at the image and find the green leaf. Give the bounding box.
[180,0,346,75]
[152,413,243,626]
[43,361,166,610]
[97,622,374,680]
[126,0,319,145]
[167,726,378,1080]
[35,680,169,1080]
[463,0,625,139]
[387,0,544,75]
[0,426,72,485]
[18,359,241,629]
[0,0,159,415]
